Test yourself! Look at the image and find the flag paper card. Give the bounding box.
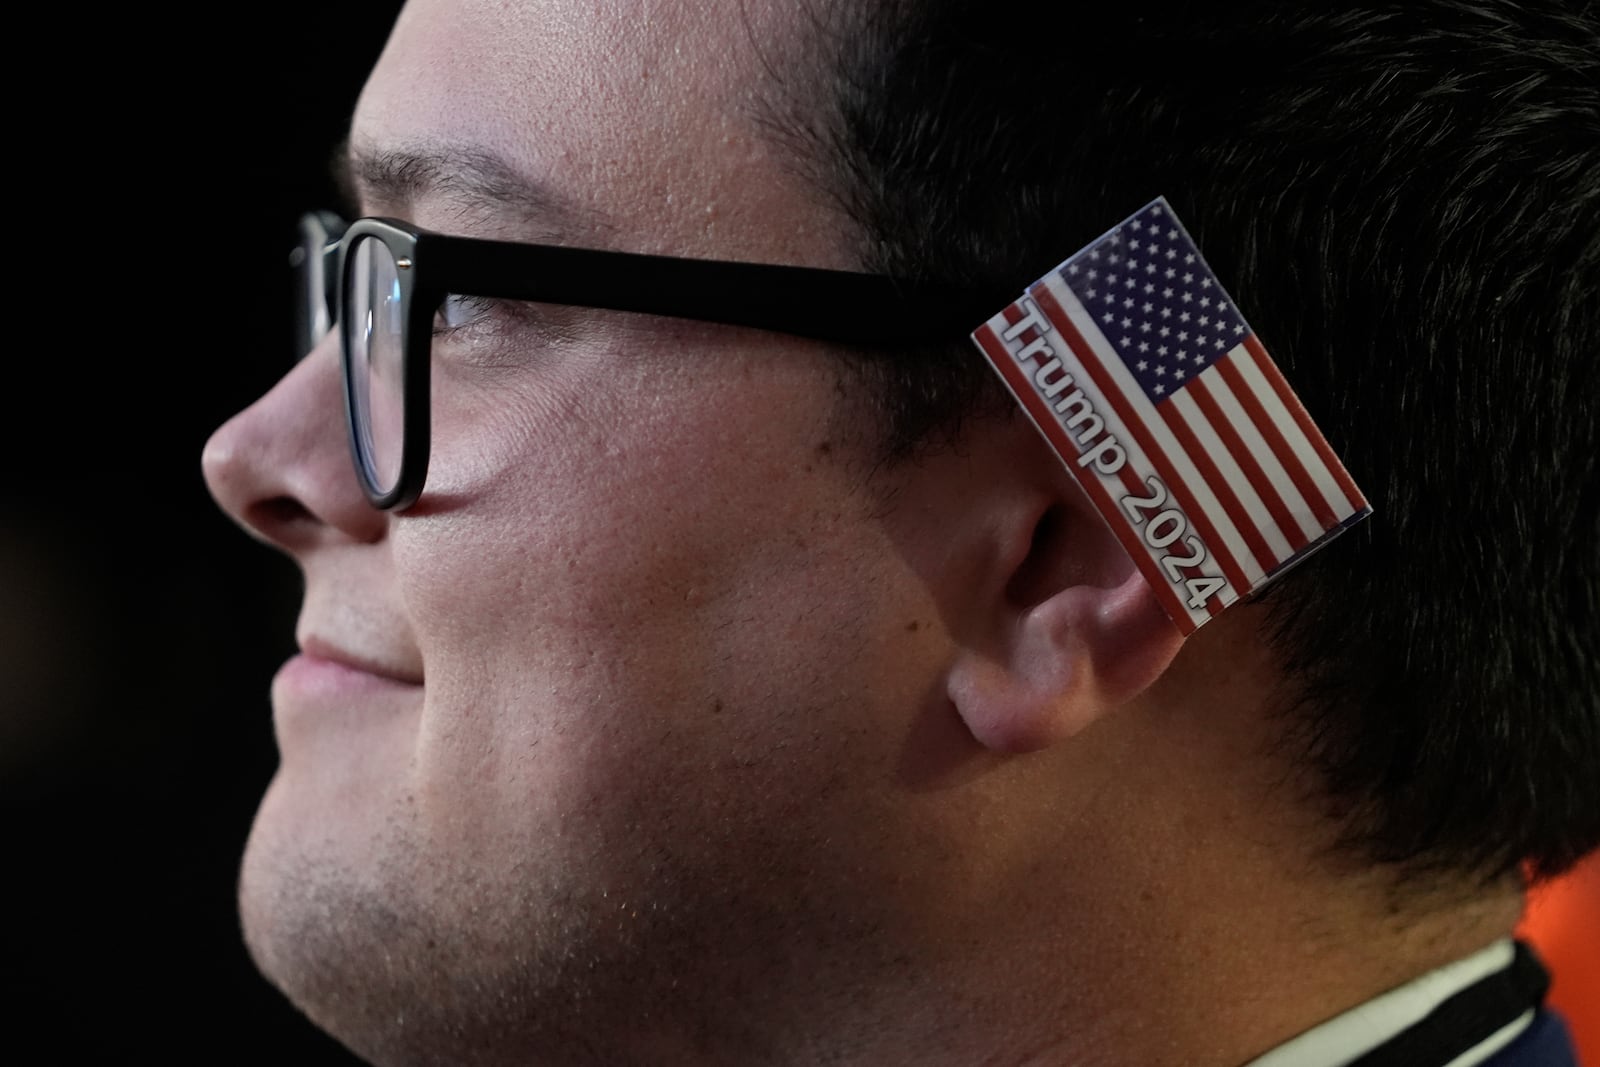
[970,197,1371,634]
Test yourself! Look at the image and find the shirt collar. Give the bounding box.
[1243,938,1531,1067]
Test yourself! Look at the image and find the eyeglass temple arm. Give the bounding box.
[429,236,996,347]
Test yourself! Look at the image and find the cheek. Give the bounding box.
[382,340,931,848]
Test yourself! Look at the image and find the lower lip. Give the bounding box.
[273,653,422,699]
[270,654,423,751]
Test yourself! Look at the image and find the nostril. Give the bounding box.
[247,496,315,532]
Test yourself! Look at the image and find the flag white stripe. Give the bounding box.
[1168,387,1286,574]
[1041,273,1259,590]
[1200,356,1324,544]
[1229,341,1358,518]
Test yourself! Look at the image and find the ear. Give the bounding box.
[946,467,1187,756]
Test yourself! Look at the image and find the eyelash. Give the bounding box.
[428,294,598,362]
[432,294,506,337]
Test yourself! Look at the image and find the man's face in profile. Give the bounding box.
[208,0,986,1059]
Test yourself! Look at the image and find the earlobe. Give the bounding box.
[947,508,1187,755]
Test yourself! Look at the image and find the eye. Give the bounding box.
[427,294,588,364]
[433,294,496,334]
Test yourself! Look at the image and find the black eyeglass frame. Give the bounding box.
[306,213,990,510]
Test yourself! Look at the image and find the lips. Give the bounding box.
[298,634,424,686]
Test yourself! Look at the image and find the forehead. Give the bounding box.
[352,0,849,266]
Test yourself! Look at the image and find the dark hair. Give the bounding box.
[776,0,1600,883]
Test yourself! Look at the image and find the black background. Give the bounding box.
[6,4,402,1062]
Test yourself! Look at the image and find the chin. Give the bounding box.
[232,781,654,1066]
[231,726,906,1065]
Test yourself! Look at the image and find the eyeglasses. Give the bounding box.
[293,212,986,510]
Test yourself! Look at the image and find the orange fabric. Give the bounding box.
[1519,851,1600,1066]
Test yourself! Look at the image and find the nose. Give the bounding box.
[201,333,388,552]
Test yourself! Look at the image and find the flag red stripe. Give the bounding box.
[974,317,1199,632]
[1241,335,1367,512]
[1187,375,1311,555]
[1212,352,1336,533]
[1031,284,1243,612]
[1154,400,1280,575]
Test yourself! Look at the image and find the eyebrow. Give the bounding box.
[335,139,609,243]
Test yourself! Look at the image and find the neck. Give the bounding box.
[830,632,1527,1066]
[631,616,1525,1067]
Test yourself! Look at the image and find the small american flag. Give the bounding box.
[971,197,1370,634]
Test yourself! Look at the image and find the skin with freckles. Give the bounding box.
[203,2,1526,1064]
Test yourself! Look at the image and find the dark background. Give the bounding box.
[6,5,402,1061]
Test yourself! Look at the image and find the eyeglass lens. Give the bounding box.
[345,236,409,499]
[293,211,349,358]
